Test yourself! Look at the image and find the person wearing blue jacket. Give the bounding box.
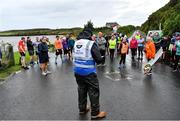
[68,37,75,58]
[73,28,106,119]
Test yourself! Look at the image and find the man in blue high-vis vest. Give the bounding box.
[73,28,106,119]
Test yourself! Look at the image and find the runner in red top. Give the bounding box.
[18,37,29,70]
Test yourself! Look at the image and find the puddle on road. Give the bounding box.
[104,71,133,81]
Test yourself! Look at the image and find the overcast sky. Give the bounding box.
[0,0,169,31]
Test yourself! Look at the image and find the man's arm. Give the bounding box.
[91,43,102,64]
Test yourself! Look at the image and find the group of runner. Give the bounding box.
[17,31,180,75]
[89,31,180,74]
[17,35,75,75]
[100,31,179,72]
[54,35,75,64]
[146,31,180,72]
[16,30,180,120]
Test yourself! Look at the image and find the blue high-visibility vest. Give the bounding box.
[73,39,96,76]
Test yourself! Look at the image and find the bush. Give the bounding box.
[118,25,136,36]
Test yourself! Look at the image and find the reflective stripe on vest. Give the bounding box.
[74,63,95,68]
[74,57,93,61]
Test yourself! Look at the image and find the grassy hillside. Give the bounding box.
[141,0,180,35]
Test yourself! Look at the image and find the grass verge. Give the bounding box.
[0,51,30,80]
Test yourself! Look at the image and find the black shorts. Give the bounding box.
[64,48,69,55]
[20,52,25,57]
[55,49,63,55]
[39,54,49,64]
[28,50,34,56]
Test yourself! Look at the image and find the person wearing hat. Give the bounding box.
[144,37,156,75]
[73,28,106,119]
[173,35,180,72]
[96,32,106,65]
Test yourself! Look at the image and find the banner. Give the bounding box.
[147,47,163,66]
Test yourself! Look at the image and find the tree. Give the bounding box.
[84,20,94,31]
[140,0,180,35]
[117,25,136,35]
[163,14,180,35]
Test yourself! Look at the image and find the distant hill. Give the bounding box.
[141,0,180,35]
[0,27,113,37]
[0,28,83,36]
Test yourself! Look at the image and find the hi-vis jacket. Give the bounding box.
[73,39,97,76]
[120,42,129,54]
[145,41,156,59]
[109,39,116,49]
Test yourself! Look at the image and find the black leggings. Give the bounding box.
[138,46,143,58]
[131,48,137,59]
[174,55,180,70]
[69,47,73,55]
[109,49,115,60]
[119,54,126,64]
[172,51,176,64]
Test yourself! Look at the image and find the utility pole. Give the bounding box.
[159,23,162,30]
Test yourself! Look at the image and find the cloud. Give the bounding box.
[0,0,169,30]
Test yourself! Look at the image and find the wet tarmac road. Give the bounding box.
[0,54,180,120]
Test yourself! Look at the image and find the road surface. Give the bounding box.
[0,54,180,120]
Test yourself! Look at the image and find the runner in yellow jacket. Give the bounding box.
[109,34,117,60]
